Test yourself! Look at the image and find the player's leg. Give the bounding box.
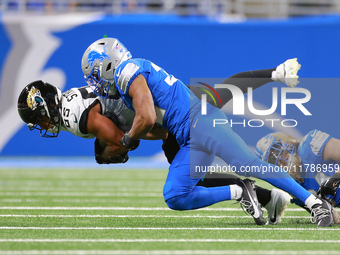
[163,146,231,209]
[188,58,301,108]
[197,172,291,224]
[191,104,333,226]
[197,173,268,205]
[166,130,289,220]
[163,145,265,224]
[188,69,274,109]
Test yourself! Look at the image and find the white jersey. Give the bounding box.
[60,86,135,139]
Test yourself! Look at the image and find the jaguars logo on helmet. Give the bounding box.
[18,80,62,138]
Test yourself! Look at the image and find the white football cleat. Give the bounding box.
[265,189,292,225]
[272,58,301,88]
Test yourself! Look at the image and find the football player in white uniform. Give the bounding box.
[18,80,143,163]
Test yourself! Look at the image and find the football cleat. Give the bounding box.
[272,58,301,88]
[310,199,334,227]
[265,189,292,225]
[237,179,265,225]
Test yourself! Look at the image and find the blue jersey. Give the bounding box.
[113,58,200,146]
[298,129,339,193]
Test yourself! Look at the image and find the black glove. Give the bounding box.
[120,132,140,151]
[318,178,340,198]
[94,138,129,164]
[95,151,129,164]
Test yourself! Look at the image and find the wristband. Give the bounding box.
[120,132,140,151]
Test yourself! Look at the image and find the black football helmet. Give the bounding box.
[17,80,62,137]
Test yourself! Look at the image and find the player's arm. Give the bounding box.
[143,124,168,140]
[323,138,340,162]
[87,103,127,158]
[120,74,157,149]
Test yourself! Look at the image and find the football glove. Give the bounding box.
[94,138,129,164]
[120,132,140,151]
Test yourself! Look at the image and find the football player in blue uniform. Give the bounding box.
[256,130,340,215]
[81,37,334,227]
[18,56,299,225]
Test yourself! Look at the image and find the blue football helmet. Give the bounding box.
[81,37,132,98]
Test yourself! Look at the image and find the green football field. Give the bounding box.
[1,168,340,255]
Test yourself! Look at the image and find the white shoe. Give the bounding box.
[265,189,292,225]
[272,58,301,87]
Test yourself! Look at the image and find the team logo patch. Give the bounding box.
[87,45,111,68]
[27,86,42,110]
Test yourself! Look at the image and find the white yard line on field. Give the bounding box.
[0,207,308,211]
[0,214,310,219]
[0,227,338,231]
[0,250,339,255]
[0,238,340,243]
[0,192,160,197]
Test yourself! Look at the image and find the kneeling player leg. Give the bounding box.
[163,147,235,210]
[197,172,272,207]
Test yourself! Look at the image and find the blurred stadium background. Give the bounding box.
[0,0,340,166]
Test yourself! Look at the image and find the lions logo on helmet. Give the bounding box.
[87,45,111,68]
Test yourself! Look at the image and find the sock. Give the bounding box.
[230,184,243,200]
[256,186,272,207]
[305,194,322,210]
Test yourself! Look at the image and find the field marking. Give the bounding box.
[0,207,309,211]
[0,187,159,192]
[0,227,338,231]
[0,192,160,197]
[0,251,339,255]
[0,214,310,219]
[1,238,340,243]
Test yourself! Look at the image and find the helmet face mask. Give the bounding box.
[81,37,132,99]
[255,134,299,175]
[84,67,111,98]
[265,139,296,169]
[18,80,62,138]
[29,115,60,138]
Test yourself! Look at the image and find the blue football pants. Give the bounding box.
[163,104,312,210]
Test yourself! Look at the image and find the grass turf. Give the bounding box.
[0,168,340,254]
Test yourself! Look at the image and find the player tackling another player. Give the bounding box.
[17,37,335,227]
